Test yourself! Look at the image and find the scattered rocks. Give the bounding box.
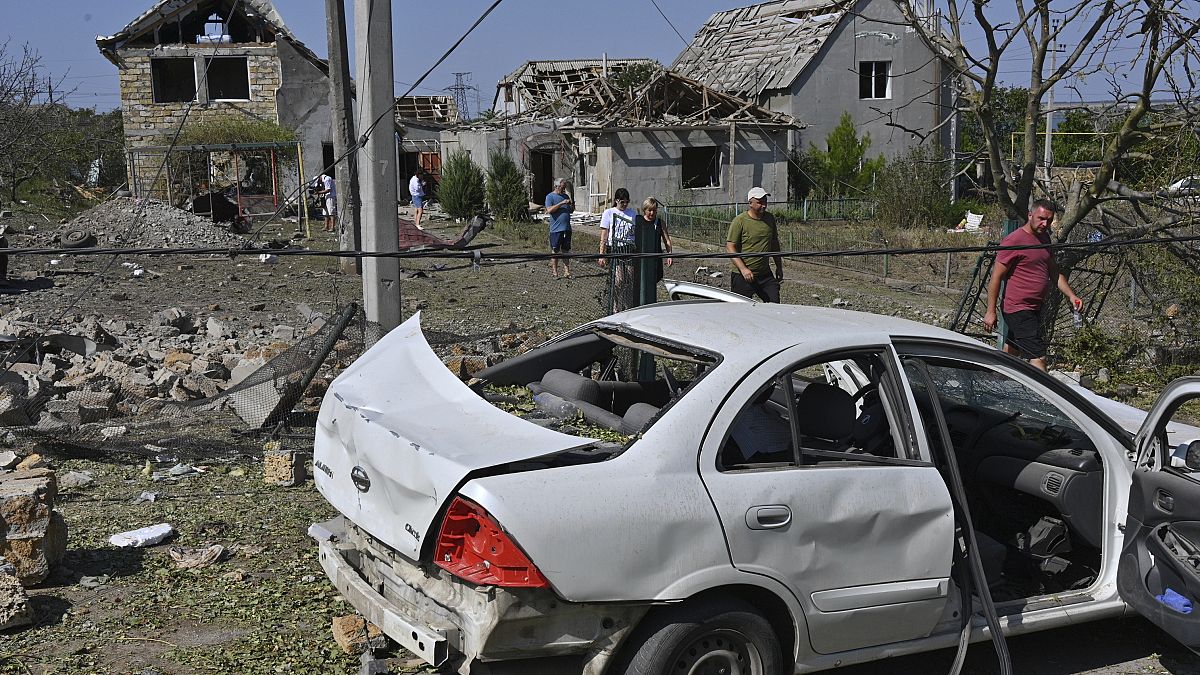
[331,614,383,655]
[57,471,95,491]
[263,444,304,487]
[0,450,17,470]
[0,571,32,630]
[0,468,67,586]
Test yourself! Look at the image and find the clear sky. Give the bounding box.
[8,0,729,114]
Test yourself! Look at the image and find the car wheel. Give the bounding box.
[613,597,782,675]
[61,228,97,248]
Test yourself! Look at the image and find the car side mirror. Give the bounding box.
[1175,440,1200,471]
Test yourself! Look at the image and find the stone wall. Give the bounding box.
[118,44,282,194]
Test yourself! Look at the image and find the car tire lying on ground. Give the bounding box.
[611,596,783,675]
[61,228,97,248]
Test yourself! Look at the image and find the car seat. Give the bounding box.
[793,382,855,451]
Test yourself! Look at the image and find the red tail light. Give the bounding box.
[433,496,550,588]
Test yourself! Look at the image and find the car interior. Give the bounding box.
[903,357,1104,603]
[474,328,715,437]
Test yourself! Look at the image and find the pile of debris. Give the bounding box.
[58,197,252,249]
[0,304,330,432]
[1,452,66,630]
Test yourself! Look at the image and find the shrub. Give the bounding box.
[177,117,296,145]
[485,150,527,221]
[873,144,956,229]
[439,151,486,220]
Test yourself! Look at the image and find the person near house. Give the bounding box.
[983,198,1083,372]
[636,197,673,288]
[409,168,426,230]
[316,171,337,233]
[545,178,574,279]
[599,188,638,311]
[726,187,783,302]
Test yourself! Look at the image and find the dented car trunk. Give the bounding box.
[313,313,599,561]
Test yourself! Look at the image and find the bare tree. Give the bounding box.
[896,0,1200,243]
[0,42,82,203]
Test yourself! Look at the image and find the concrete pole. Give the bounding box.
[326,0,361,275]
[354,0,401,331]
[1043,20,1060,176]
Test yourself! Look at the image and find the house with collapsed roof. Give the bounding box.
[395,96,459,202]
[97,0,334,190]
[672,0,950,158]
[443,60,800,211]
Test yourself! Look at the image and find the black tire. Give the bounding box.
[61,228,97,248]
[612,597,782,675]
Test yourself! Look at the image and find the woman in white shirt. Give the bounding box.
[599,188,638,312]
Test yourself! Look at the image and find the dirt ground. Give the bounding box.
[1,206,1195,674]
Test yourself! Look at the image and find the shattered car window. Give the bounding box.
[477,327,717,445]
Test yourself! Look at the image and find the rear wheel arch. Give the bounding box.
[610,584,800,674]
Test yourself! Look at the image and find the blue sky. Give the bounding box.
[10,1,729,113]
[8,0,1127,113]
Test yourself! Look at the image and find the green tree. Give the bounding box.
[873,145,956,228]
[439,151,486,220]
[807,112,885,197]
[177,117,296,145]
[960,86,1029,157]
[485,150,527,222]
[611,62,660,91]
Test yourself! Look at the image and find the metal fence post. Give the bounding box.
[945,252,952,288]
[803,198,808,221]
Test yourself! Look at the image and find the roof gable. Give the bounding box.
[672,0,849,98]
[96,0,326,72]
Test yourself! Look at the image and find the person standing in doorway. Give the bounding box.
[409,168,426,230]
[726,187,783,302]
[983,198,1083,372]
[599,188,638,311]
[545,178,574,279]
[316,171,337,233]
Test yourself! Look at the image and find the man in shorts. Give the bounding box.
[545,178,574,279]
[316,172,337,233]
[408,168,426,230]
[726,187,783,302]
[983,199,1083,371]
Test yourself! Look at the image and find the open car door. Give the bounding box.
[1119,377,1200,649]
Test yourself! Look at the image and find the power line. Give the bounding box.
[447,72,477,120]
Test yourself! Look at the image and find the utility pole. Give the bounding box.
[326,0,361,275]
[1043,19,1060,177]
[354,0,401,331]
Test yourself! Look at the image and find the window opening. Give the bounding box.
[205,57,250,100]
[859,61,891,100]
[682,146,721,189]
[151,58,196,103]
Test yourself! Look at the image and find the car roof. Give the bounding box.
[602,302,978,357]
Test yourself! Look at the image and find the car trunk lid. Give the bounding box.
[314,313,596,561]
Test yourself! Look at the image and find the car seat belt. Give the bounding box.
[908,361,1013,675]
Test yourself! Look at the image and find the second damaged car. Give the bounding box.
[312,302,1200,674]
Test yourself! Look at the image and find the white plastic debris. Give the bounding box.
[109,523,175,548]
[100,425,128,439]
[49,259,61,266]
[708,271,723,278]
[120,262,137,268]
[132,268,145,278]
[133,491,158,504]
[258,253,279,264]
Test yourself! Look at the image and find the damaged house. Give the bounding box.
[672,0,950,158]
[395,95,459,203]
[97,0,334,192]
[443,61,799,211]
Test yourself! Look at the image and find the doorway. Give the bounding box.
[530,150,554,204]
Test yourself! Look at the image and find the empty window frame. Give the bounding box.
[151,58,197,103]
[204,57,250,101]
[859,61,891,100]
[682,146,721,189]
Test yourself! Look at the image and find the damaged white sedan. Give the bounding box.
[311,301,1200,675]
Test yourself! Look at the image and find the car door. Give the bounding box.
[699,342,956,655]
[1118,377,1200,649]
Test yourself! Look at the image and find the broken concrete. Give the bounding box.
[331,614,383,655]
[0,571,32,630]
[0,468,66,586]
[263,446,304,487]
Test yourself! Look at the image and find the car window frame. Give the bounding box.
[716,344,931,472]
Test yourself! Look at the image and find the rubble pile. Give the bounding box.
[442,327,550,380]
[0,305,328,430]
[0,463,66,589]
[62,197,251,249]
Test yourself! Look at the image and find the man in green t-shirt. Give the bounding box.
[726,187,783,302]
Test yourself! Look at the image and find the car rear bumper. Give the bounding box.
[311,517,648,674]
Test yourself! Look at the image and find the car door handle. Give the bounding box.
[746,505,792,530]
[1157,489,1175,513]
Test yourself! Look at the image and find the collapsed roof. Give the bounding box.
[394,96,460,127]
[482,66,798,131]
[96,0,326,72]
[672,0,849,99]
[495,58,658,111]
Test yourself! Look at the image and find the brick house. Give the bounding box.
[97,0,333,194]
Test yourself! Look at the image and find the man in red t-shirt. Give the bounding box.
[983,199,1083,371]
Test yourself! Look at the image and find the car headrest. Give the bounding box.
[794,382,855,441]
[540,369,601,405]
[620,402,661,435]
